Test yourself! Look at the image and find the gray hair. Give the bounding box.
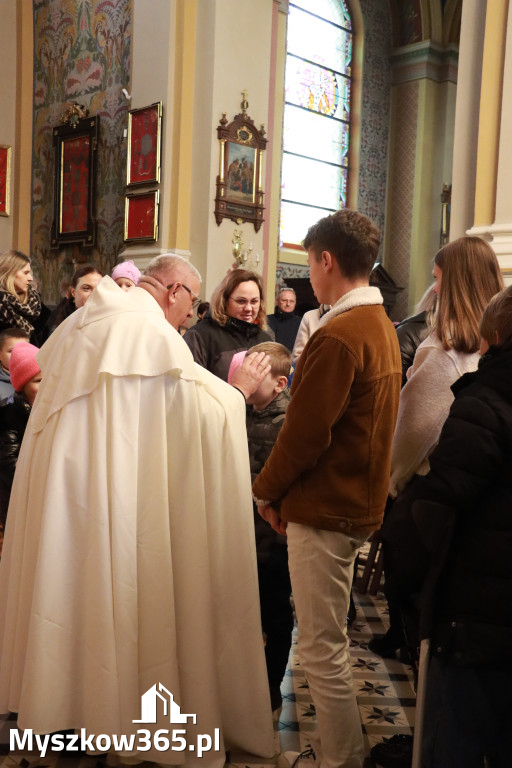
[144,253,202,283]
[279,286,296,296]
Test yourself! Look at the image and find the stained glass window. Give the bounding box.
[280,1,352,248]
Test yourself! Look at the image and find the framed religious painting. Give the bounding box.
[126,102,163,186]
[51,111,99,247]
[214,95,268,232]
[0,145,11,216]
[124,190,159,242]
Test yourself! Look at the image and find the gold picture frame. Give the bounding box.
[214,95,267,232]
[124,189,160,242]
[51,114,99,247]
[126,102,163,187]
[0,145,12,217]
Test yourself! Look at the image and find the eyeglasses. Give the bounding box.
[229,297,261,307]
[167,282,201,309]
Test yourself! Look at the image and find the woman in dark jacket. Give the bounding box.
[184,269,272,381]
[395,284,436,386]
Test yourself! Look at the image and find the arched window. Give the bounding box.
[280,0,353,249]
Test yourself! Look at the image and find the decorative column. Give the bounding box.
[467,0,512,282]
[449,0,486,239]
[384,41,458,317]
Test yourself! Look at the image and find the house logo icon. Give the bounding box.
[132,683,197,725]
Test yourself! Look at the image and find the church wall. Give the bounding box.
[31,0,132,303]
[189,0,274,301]
[358,0,392,240]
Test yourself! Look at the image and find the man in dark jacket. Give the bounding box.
[267,288,301,352]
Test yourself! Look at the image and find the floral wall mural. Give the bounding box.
[32,0,132,303]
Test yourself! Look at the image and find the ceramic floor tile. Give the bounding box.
[0,592,417,768]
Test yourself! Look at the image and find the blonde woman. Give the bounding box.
[371,236,504,660]
[390,236,504,497]
[0,250,41,339]
[184,269,272,381]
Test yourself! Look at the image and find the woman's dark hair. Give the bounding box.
[71,264,103,288]
[51,264,103,328]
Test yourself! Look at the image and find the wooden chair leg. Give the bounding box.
[356,536,380,594]
[368,544,384,595]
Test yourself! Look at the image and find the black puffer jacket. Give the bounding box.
[395,310,430,386]
[0,393,31,529]
[183,312,272,381]
[267,309,301,352]
[246,390,290,565]
[410,347,512,666]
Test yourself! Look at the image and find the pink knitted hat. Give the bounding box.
[111,260,141,285]
[227,350,247,384]
[10,342,41,392]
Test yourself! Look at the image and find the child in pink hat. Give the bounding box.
[111,260,141,291]
[0,342,42,530]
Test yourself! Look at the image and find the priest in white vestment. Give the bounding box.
[0,255,274,766]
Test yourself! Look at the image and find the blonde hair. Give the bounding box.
[250,341,292,378]
[480,286,512,348]
[0,250,32,302]
[210,269,267,329]
[434,237,504,353]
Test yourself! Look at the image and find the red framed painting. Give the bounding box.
[124,190,159,242]
[126,102,162,186]
[51,115,99,247]
[0,145,11,217]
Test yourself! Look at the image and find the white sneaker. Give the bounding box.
[283,747,317,767]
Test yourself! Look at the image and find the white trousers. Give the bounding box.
[287,522,365,768]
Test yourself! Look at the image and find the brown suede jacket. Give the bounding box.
[252,289,401,536]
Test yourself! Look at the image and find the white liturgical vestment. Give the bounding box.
[0,277,273,766]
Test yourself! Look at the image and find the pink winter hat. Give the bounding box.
[10,342,41,392]
[227,350,247,384]
[111,260,141,285]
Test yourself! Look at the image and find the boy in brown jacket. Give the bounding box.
[253,209,401,768]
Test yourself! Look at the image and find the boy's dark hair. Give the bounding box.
[480,285,512,348]
[250,341,292,378]
[197,301,210,315]
[303,209,381,279]
[0,327,30,348]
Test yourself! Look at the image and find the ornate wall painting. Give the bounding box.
[51,111,99,248]
[124,190,159,242]
[126,102,163,186]
[0,145,11,216]
[214,94,267,232]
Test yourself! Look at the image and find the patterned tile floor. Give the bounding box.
[0,590,415,768]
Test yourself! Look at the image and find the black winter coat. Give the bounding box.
[183,313,272,381]
[0,393,31,529]
[267,309,301,352]
[395,310,430,386]
[408,347,512,666]
[246,390,290,566]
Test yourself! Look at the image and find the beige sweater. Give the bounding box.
[389,332,480,497]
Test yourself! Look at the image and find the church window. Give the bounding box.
[280,0,353,248]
